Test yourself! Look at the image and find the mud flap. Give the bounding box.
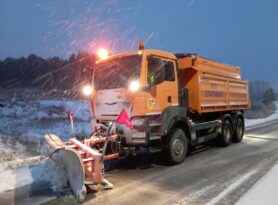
[42,134,86,202]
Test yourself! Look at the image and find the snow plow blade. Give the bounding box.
[42,133,115,202]
[42,134,86,202]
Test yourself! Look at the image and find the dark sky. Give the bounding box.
[0,0,278,86]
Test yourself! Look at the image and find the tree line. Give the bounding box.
[0,53,276,102]
[249,81,276,105]
[0,51,96,93]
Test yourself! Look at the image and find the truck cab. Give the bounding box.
[88,45,249,164]
[91,49,183,145]
[92,49,179,117]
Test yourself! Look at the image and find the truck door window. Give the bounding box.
[165,61,175,81]
[147,57,164,85]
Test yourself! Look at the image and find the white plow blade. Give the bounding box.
[42,134,87,202]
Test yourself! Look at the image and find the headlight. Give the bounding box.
[82,85,93,96]
[131,117,148,131]
[129,80,140,92]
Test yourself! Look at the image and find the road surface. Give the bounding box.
[42,121,278,205]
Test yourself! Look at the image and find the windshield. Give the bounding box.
[93,55,142,90]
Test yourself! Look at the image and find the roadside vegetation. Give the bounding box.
[0,52,95,99]
[245,81,277,119]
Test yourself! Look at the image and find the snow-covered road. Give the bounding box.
[233,102,278,205]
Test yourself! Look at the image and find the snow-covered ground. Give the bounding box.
[0,98,92,201]
[0,98,92,161]
[0,99,92,140]
[236,164,278,205]
[245,101,278,129]
[0,98,92,184]
[0,137,45,173]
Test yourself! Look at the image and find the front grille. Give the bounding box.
[95,102,131,117]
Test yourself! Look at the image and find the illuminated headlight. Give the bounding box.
[97,48,109,60]
[129,80,140,92]
[82,85,93,96]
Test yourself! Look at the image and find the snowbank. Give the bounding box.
[0,136,45,172]
[245,101,278,130]
[0,159,69,205]
[39,99,91,121]
[0,99,92,143]
[0,99,92,203]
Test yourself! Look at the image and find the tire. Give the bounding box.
[233,118,244,143]
[164,128,188,165]
[219,120,233,147]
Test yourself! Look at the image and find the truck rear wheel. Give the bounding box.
[164,128,188,165]
[233,118,244,143]
[219,120,232,147]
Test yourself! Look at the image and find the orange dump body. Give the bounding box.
[177,55,250,114]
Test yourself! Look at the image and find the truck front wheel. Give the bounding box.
[164,128,188,165]
[219,120,232,147]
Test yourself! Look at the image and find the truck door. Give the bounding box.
[145,56,179,114]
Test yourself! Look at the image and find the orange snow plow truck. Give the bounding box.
[43,43,250,201]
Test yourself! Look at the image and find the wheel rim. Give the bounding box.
[224,125,231,142]
[237,122,243,139]
[173,137,184,157]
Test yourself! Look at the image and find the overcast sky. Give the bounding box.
[0,0,278,86]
